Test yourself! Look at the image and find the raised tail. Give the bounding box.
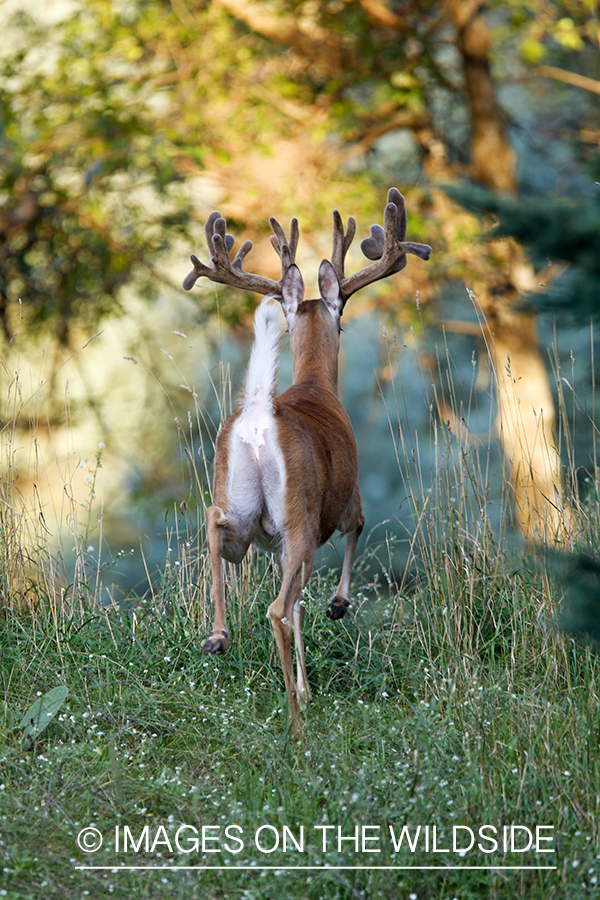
[244,298,282,411]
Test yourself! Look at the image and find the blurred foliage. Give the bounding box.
[496,0,598,58]
[557,554,600,646]
[0,0,599,343]
[531,549,600,648]
[0,3,201,342]
[444,182,600,316]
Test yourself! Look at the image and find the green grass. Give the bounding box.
[1,532,599,899]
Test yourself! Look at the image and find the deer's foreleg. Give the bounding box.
[327,512,365,621]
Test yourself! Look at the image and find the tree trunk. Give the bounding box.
[481,303,568,540]
[444,0,516,191]
[443,0,568,541]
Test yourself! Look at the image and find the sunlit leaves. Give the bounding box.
[0,2,200,343]
[495,0,597,62]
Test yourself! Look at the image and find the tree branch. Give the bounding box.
[355,0,405,29]
[214,0,355,73]
[537,65,600,97]
[343,107,430,159]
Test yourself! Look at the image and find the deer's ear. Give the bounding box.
[318,260,343,317]
[281,264,305,319]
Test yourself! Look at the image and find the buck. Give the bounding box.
[183,188,430,732]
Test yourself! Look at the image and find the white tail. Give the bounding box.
[244,299,282,409]
[183,190,430,737]
[235,300,282,459]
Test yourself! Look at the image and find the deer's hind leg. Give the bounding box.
[204,506,252,655]
[293,596,311,705]
[267,531,316,734]
[204,435,261,655]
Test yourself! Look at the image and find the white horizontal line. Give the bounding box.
[75,865,558,871]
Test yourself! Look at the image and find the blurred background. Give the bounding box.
[1,0,599,598]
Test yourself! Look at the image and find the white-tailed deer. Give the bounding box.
[183,188,430,732]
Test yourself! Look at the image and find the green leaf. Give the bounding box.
[18,685,69,743]
[519,37,547,64]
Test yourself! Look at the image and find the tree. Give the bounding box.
[201,0,598,539]
[3,0,598,540]
[0,6,195,342]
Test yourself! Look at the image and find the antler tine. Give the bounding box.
[232,239,254,271]
[387,187,407,241]
[331,210,356,284]
[183,212,281,296]
[269,217,286,258]
[289,217,299,261]
[204,211,223,258]
[269,217,299,279]
[338,188,431,302]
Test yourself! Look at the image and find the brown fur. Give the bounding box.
[275,384,361,545]
[204,265,364,737]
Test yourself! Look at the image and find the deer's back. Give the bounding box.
[275,383,360,545]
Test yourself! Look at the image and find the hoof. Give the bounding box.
[297,688,312,707]
[326,596,350,620]
[203,629,229,655]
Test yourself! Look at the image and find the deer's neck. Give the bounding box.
[289,301,340,395]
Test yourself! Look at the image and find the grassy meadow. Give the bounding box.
[1,325,600,900]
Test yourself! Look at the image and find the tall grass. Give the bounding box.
[1,318,600,900]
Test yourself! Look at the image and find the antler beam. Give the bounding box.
[183,188,430,305]
[330,187,431,302]
[182,211,298,297]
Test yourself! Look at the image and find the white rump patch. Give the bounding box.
[234,404,271,458]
